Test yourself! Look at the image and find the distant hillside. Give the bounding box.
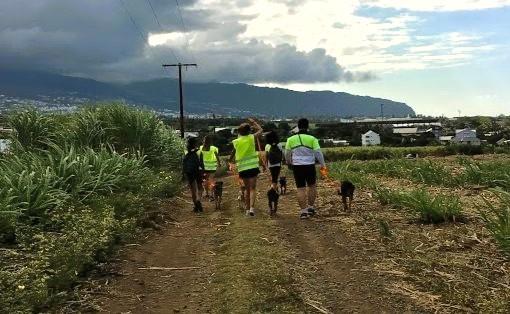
[0,69,415,117]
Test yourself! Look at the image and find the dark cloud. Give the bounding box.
[0,0,373,84]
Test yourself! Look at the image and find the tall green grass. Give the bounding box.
[1,104,184,312]
[479,190,510,256]
[322,144,502,162]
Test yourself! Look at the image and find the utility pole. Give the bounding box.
[162,63,197,138]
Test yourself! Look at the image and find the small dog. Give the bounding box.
[214,181,224,210]
[338,180,355,212]
[237,177,246,210]
[267,187,279,216]
[279,176,287,195]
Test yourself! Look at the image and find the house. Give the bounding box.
[175,130,199,138]
[452,128,481,146]
[496,138,510,146]
[0,139,11,153]
[214,127,237,134]
[439,136,453,144]
[323,139,350,146]
[393,127,419,136]
[362,130,381,146]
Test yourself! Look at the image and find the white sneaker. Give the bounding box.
[249,208,255,217]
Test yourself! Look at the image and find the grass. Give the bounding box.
[212,213,305,313]
[0,104,184,312]
[322,144,506,162]
[479,190,510,256]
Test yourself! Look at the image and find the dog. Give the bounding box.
[237,177,246,210]
[213,181,224,210]
[338,180,355,212]
[279,176,287,195]
[267,187,279,216]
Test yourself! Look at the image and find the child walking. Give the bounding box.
[200,135,221,201]
[183,137,204,212]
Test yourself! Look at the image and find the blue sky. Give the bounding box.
[244,1,510,116]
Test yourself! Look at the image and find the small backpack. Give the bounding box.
[268,144,283,165]
[182,150,203,174]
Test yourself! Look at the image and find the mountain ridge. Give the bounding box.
[0,69,415,117]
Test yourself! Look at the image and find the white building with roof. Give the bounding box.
[362,130,381,146]
[452,128,480,146]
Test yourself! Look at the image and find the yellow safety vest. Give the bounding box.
[200,145,219,171]
[233,134,259,172]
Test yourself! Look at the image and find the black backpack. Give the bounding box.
[268,144,283,164]
[182,150,203,174]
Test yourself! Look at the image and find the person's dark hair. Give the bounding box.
[238,123,251,136]
[203,135,212,148]
[265,130,279,145]
[187,137,198,152]
[298,118,309,131]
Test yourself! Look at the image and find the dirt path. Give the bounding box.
[92,174,423,313]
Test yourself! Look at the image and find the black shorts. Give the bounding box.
[185,171,203,185]
[269,166,281,184]
[239,168,260,179]
[292,164,316,188]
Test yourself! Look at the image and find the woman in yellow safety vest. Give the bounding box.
[200,135,221,201]
[229,118,263,217]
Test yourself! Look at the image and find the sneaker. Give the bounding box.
[307,207,316,216]
[193,203,199,213]
[196,201,204,213]
[249,208,255,217]
[300,212,309,219]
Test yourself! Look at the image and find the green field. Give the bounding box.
[0,104,184,312]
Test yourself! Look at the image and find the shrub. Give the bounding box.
[402,189,462,223]
[70,104,184,167]
[8,108,57,151]
[479,190,510,256]
[323,146,450,162]
[369,185,462,223]
[458,158,510,190]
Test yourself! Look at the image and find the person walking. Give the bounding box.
[265,130,284,191]
[285,118,326,219]
[200,135,221,201]
[229,118,263,216]
[182,137,204,213]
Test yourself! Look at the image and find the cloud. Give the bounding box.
[0,0,371,84]
[360,0,510,11]
[0,0,505,85]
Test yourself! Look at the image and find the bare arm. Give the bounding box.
[228,149,236,163]
[215,151,221,167]
[248,118,263,137]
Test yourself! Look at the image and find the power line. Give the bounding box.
[145,0,180,63]
[119,0,149,43]
[174,0,197,65]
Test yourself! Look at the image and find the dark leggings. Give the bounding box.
[269,166,281,184]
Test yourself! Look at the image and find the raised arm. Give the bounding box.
[248,118,263,137]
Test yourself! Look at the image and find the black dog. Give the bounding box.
[338,181,355,212]
[279,176,287,195]
[214,181,224,210]
[267,187,279,216]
